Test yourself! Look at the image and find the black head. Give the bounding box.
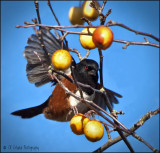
[72,59,99,95]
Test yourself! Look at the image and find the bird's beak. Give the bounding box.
[88,70,97,76]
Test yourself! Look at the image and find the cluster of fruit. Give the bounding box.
[70,113,104,142]
[69,1,100,25]
[51,1,114,71]
[69,1,113,50]
[80,26,113,50]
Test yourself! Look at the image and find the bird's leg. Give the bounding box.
[66,106,78,120]
[72,106,78,115]
[48,65,55,81]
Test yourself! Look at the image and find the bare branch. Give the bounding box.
[93,108,160,153]
[69,48,90,61]
[114,39,160,48]
[98,49,104,88]
[17,21,160,43]
[81,17,92,26]
[105,8,112,18]
[102,121,112,140]
[34,1,51,65]
[107,20,160,42]
[59,32,68,49]
[98,47,134,152]
[16,22,159,48]
[68,48,83,61]
[47,0,68,48]
[81,49,90,60]
[34,1,41,25]
[70,64,84,99]
[101,0,107,11]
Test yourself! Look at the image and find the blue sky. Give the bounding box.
[1,1,159,152]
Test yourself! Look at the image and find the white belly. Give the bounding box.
[69,91,94,113]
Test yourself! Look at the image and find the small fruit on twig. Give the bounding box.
[69,7,85,25]
[52,49,72,70]
[79,28,96,49]
[82,1,100,21]
[92,26,113,50]
[70,113,90,135]
[84,120,104,142]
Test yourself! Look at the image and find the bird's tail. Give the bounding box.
[11,97,49,119]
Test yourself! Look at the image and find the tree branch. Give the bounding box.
[16,23,160,48]
[93,108,160,153]
[98,49,104,88]
[107,20,160,42]
[114,39,160,48]
[34,1,51,65]
[68,48,90,61]
[47,0,68,48]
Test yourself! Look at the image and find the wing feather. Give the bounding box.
[23,28,68,87]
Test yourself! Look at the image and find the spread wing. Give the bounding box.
[23,28,68,87]
[94,85,122,110]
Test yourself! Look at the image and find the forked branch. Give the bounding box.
[93,108,160,153]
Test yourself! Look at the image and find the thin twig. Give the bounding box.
[59,32,68,49]
[68,48,83,61]
[105,8,112,18]
[93,108,160,153]
[101,0,107,11]
[70,64,84,99]
[34,1,51,65]
[68,48,90,61]
[101,86,135,152]
[101,121,112,140]
[34,1,41,25]
[107,20,160,42]
[47,0,68,48]
[98,49,103,88]
[114,39,160,48]
[81,17,92,26]
[81,49,90,61]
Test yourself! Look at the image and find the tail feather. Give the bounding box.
[105,88,122,98]
[11,98,49,119]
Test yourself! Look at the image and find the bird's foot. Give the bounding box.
[66,106,78,120]
[111,110,125,118]
[72,106,78,115]
[85,110,96,119]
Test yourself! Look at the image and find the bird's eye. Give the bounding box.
[85,66,88,70]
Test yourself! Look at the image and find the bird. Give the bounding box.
[11,27,122,122]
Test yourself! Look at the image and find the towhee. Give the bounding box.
[11,28,122,121]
